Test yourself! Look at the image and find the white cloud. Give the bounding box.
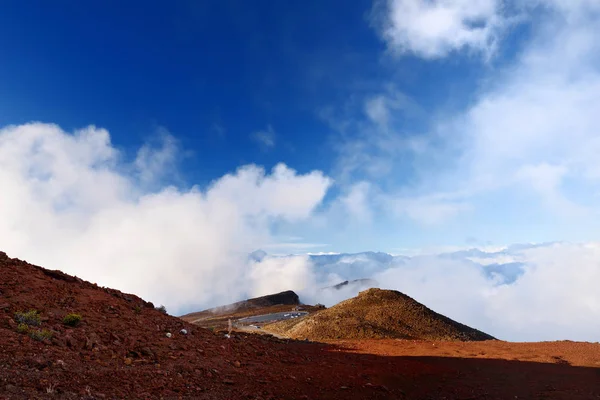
[333,0,600,229]
[134,128,179,185]
[480,242,600,341]
[251,124,276,150]
[365,96,390,127]
[248,255,317,298]
[516,163,589,217]
[373,0,506,59]
[339,182,374,223]
[325,90,430,213]
[261,242,330,254]
[0,123,331,314]
[444,0,600,218]
[384,194,469,225]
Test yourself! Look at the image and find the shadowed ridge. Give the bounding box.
[180,290,300,321]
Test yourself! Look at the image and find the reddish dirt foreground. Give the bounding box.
[1,252,600,399]
[333,339,600,367]
[329,339,600,399]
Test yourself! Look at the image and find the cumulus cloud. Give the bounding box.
[372,0,506,59]
[0,122,331,314]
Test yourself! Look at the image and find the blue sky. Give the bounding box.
[2,1,600,255]
[1,0,381,180]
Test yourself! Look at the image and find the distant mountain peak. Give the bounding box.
[249,249,268,262]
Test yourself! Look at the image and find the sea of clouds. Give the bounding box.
[269,242,600,342]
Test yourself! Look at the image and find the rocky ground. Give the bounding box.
[1,251,600,399]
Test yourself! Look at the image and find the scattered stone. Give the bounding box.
[65,335,78,348]
[233,361,241,368]
[165,332,172,338]
[222,379,234,385]
[124,358,133,366]
[5,384,19,393]
[140,347,154,357]
[4,317,16,329]
[180,329,188,335]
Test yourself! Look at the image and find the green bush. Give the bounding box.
[17,323,30,334]
[14,310,41,326]
[62,313,82,327]
[155,305,167,314]
[29,329,53,341]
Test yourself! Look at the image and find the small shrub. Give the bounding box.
[16,323,30,334]
[62,313,82,327]
[133,305,142,315]
[29,329,53,341]
[14,310,41,326]
[155,305,167,314]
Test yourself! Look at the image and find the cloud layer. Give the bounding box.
[0,123,330,313]
[271,243,600,342]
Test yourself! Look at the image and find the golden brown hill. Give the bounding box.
[265,288,495,341]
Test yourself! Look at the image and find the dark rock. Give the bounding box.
[5,384,19,393]
[140,347,154,357]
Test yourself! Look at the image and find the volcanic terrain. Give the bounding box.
[1,251,600,399]
[266,288,494,341]
[180,290,322,330]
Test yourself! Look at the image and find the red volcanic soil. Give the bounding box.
[1,251,600,399]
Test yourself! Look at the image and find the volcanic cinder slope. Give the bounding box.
[266,288,494,341]
[2,251,600,399]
